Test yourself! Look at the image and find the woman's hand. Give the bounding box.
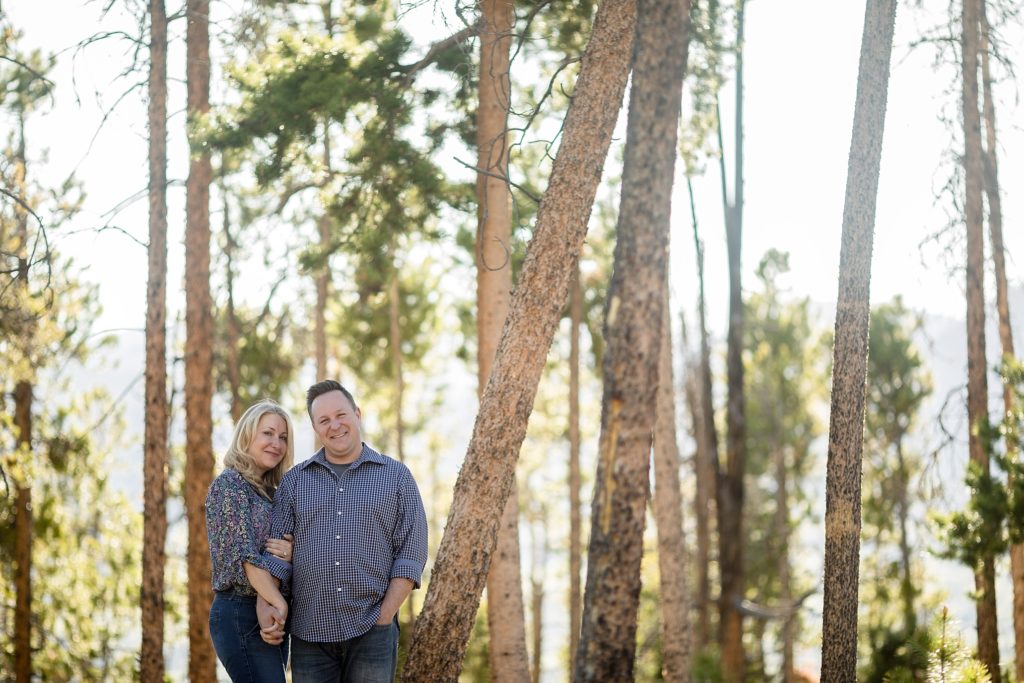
[257,596,287,646]
[265,533,294,563]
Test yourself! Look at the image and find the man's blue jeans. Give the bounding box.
[291,620,399,683]
[209,590,289,683]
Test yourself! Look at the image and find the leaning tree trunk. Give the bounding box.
[184,1,216,680]
[717,4,746,676]
[568,264,583,674]
[475,2,531,680]
[652,289,693,682]
[820,0,897,680]
[962,0,1000,676]
[400,2,636,679]
[979,1,1020,676]
[574,0,687,679]
[141,0,169,679]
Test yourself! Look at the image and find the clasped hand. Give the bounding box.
[257,596,288,645]
[264,533,294,563]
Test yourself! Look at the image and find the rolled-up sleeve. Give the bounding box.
[390,467,428,588]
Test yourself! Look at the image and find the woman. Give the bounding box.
[207,400,295,682]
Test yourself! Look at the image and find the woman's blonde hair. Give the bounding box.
[223,400,295,499]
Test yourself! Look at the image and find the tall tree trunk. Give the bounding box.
[568,265,583,674]
[315,214,330,382]
[475,2,530,680]
[401,2,636,678]
[223,188,242,422]
[141,0,169,679]
[690,184,718,650]
[979,1,1020,675]
[13,380,31,683]
[575,0,686,678]
[774,445,794,683]
[529,532,545,683]
[389,270,405,465]
[12,106,33,683]
[820,1,896,679]
[717,2,746,674]
[389,267,414,628]
[895,440,915,633]
[185,1,216,679]
[653,291,693,682]
[962,0,999,676]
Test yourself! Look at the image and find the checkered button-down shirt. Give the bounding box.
[269,443,428,642]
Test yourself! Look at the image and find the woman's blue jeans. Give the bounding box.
[209,590,289,683]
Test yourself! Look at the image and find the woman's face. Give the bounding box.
[247,412,288,475]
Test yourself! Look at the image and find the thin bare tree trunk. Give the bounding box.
[568,265,583,674]
[717,4,746,675]
[316,212,330,382]
[820,1,896,679]
[141,0,169,679]
[895,441,915,633]
[389,268,415,628]
[12,107,33,683]
[185,1,216,679]
[223,188,242,422]
[529,529,546,683]
[13,380,31,683]
[978,2,1021,675]
[475,2,530,679]
[963,0,1000,677]
[575,0,686,678]
[690,185,718,650]
[775,445,793,683]
[400,2,636,678]
[653,293,693,682]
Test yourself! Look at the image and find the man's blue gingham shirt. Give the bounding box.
[268,443,428,642]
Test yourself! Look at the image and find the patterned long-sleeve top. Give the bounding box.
[268,443,428,642]
[206,468,291,596]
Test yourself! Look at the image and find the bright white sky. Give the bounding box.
[6,0,1024,677]
[7,0,1022,336]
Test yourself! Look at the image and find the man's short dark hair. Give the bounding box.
[305,380,357,419]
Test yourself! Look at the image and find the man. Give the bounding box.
[260,379,428,682]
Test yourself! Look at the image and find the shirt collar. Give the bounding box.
[300,443,384,470]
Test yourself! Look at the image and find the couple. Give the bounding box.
[206,379,429,682]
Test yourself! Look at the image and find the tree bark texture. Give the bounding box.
[979,3,1021,674]
[775,444,794,683]
[574,0,686,679]
[963,0,1000,676]
[691,208,718,651]
[11,104,33,683]
[568,265,583,675]
[141,0,169,679]
[653,293,692,682]
[717,4,746,676]
[224,193,242,423]
[185,1,216,679]
[475,2,531,679]
[400,2,636,679]
[820,1,896,680]
[14,381,32,683]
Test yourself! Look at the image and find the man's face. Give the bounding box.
[311,390,362,463]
